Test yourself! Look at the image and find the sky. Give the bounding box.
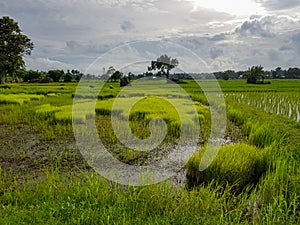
[1,0,300,73]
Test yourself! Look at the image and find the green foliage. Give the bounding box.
[186,143,268,192]
[246,65,264,84]
[63,72,73,82]
[148,54,179,79]
[111,70,123,82]
[248,124,283,148]
[0,16,33,83]
[22,70,45,82]
[47,70,64,82]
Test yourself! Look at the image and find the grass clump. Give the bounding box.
[248,124,283,148]
[0,94,44,105]
[35,101,92,124]
[186,143,268,192]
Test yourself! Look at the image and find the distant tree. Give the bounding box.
[23,70,44,82]
[111,70,123,82]
[71,69,79,76]
[225,70,237,80]
[69,69,83,82]
[0,16,34,83]
[246,65,264,84]
[120,77,130,87]
[127,72,134,81]
[148,54,179,80]
[103,66,115,82]
[47,69,64,82]
[63,72,73,82]
[286,67,300,79]
[272,67,283,79]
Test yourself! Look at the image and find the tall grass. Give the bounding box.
[0,169,257,225]
[248,123,283,148]
[186,143,268,192]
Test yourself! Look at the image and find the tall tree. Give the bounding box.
[0,16,33,83]
[148,54,179,79]
[246,65,264,84]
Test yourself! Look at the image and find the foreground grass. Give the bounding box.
[0,170,248,225]
[0,80,299,224]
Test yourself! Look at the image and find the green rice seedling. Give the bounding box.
[95,96,207,140]
[0,93,44,105]
[226,91,300,122]
[46,93,59,97]
[248,123,283,148]
[227,106,247,126]
[259,193,299,224]
[191,93,209,106]
[186,143,268,192]
[35,101,92,123]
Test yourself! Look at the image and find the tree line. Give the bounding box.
[18,69,83,83]
[213,67,300,80]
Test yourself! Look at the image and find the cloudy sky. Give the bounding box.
[1,0,300,73]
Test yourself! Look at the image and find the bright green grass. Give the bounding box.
[186,143,268,192]
[35,96,210,131]
[0,93,45,105]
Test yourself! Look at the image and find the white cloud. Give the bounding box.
[235,15,300,37]
[24,57,75,71]
[1,0,300,72]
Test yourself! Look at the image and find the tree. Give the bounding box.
[70,69,83,82]
[148,54,179,79]
[63,72,73,82]
[0,16,33,84]
[47,70,64,82]
[23,70,44,82]
[127,72,134,80]
[286,67,300,79]
[105,66,116,82]
[246,65,264,84]
[272,67,283,79]
[111,70,123,82]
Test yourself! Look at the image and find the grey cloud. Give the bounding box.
[0,2,7,12]
[251,49,264,57]
[120,20,134,32]
[2,0,300,72]
[209,47,223,59]
[279,45,293,51]
[235,17,274,37]
[255,0,300,11]
[291,31,300,53]
[170,14,300,71]
[291,31,300,42]
[66,40,82,50]
[268,49,280,61]
[209,33,228,41]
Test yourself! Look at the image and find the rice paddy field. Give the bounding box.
[0,79,299,224]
